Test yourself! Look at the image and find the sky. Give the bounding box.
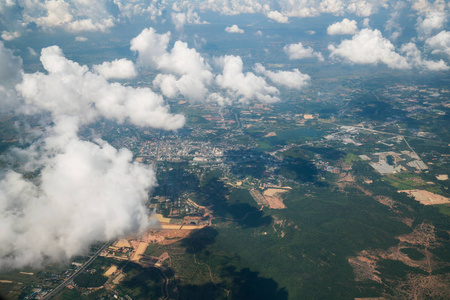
[0,0,449,270]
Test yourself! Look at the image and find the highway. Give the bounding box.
[43,241,111,300]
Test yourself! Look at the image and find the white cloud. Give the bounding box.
[67,18,114,33]
[0,43,186,269]
[93,59,137,80]
[4,0,116,33]
[35,0,73,28]
[1,30,20,41]
[254,63,310,90]
[400,42,449,71]
[28,47,38,56]
[412,0,448,38]
[225,25,244,34]
[327,18,358,35]
[0,118,156,269]
[131,27,214,102]
[426,30,450,57]
[130,27,171,68]
[416,11,447,37]
[114,0,165,21]
[284,42,324,61]
[172,12,187,31]
[75,36,88,42]
[215,55,279,103]
[363,18,370,27]
[0,41,22,112]
[172,9,208,31]
[267,11,289,23]
[198,0,267,16]
[328,28,410,69]
[279,0,388,18]
[384,1,406,41]
[319,0,345,15]
[17,46,185,129]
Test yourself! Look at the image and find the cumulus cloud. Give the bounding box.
[426,30,450,57]
[363,18,370,27]
[319,0,345,15]
[198,0,267,16]
[28,47,38,56]
[279,0,388,18]
[284,42,324,61]
[328,28,410,69]
[267,11,289,23]
[400,42,449,71]
[0,121,156,269]
[412,0,448,38]
[345,0,388,17]
[416,10,447,37]
[0,42,22,111]
[18,46,185,128]
[253,63,310,89]
[131,27,214,102]
[1,30,20,41]
[75,36,88,42]
[215,55,279,103]
[384,1,406,41]
[130,27,171,68]
[225,25,244,33]
[195,0,388,18]
[171,9,208,31]
[34,0,115,33]
[0,0,116,34]
[115,0,165,21]
[0,43,185,269]
[327,18,358,35]
[93,59,138,80]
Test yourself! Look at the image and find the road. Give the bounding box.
[43,241,111,300]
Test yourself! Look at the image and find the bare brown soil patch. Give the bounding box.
[348,251,382,283]
[140,229,195,245]
[263,131,277,137]
[393,273,450,300]
[399,190,450,205]
[349,221,449,299]
[262,188,289,209]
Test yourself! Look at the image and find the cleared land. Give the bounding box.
[250,188,289,209]
[399,190,450,205]
[131,242,149,261]
[104,265,117,277]
[262,188,289,209]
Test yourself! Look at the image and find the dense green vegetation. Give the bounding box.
[157,168,422,299]
[400,248,425,261]
[117,265,166,299]
[73,272,107,288]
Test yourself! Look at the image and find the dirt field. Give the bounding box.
[264,132,277,137]
[399,190,450,205]
[139,229,198,245]
[112,273,125,285]
[436,174,448,181]
[131,242,149,261]
[262,188,289,209]
[114,239,132,248]
[156,214,173,223]
[104,265,117,277]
